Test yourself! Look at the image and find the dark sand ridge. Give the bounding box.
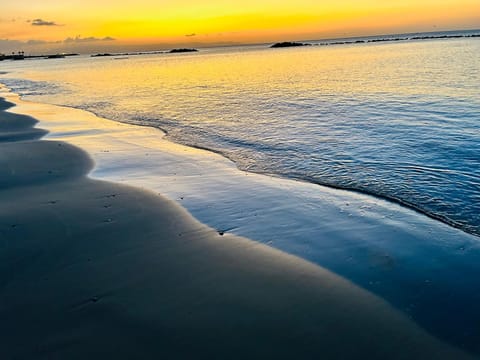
[0,97,471,359]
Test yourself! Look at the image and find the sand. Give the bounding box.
[0,97,472,359]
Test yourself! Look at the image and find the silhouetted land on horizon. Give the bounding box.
[168,48,198,53]
[90,48,198,58]
[91,51,166,57]
[270,42,311,48]
[0,53,78,61]
[315,32,480,47]
[268,32,479,49]
[1,30,478,62]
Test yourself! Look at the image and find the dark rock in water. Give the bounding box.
[169,48,198,53]
[270,42,311,48]
[46,54,65,59]
[91,53,113,57]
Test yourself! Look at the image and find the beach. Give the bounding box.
[1,37,479,358]
[0,92,474,358]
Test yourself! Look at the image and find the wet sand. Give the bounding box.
[0,97,471,359]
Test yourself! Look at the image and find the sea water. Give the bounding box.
[1,34,479,236]
[2,33,480,352]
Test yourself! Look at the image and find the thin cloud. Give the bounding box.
[31,19,59,26]
[0,39,23,47]
[0,36,115,49]
[26,39,49,45]
[0,38,49,48]
[185,33,196,37]
[63,36,116,43]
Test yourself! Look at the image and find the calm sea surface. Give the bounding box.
[2,35,479,235]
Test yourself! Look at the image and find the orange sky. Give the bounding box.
[1,0,479,53]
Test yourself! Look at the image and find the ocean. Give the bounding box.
[1,32,479,236]
[1,31,480,353]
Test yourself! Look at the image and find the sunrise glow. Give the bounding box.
[1,0,479,53]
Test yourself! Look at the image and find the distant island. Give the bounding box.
[315,32,480,46]
[270,42,311,48]
[169,48,198,53]
[0,52,78,61]
[267,32,480,50]
[91,51,166,57]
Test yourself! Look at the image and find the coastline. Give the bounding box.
[2,85,480,354]
[3,84,480,350]
[1,35,479,239]
[0,95,473,358]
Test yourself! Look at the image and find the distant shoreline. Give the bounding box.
[1,28,478,58]
[0,53,79,61]
[308,32,480,47]
[90,48,198,58]
[272,32,480,49]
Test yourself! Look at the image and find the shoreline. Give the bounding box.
[166,133,475,236]
[2,72,476,238]
[2,86,480,355]
[3,83,477,238]
[0,96,472,358]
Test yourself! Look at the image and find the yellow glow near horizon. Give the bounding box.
[1,0,479,52]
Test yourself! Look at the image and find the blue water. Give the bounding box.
[1,33,479,237]
[2,32,480,354]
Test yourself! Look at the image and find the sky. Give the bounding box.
[1,0,479,54]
